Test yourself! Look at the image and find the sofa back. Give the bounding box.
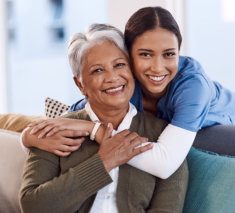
[0,129,26,213]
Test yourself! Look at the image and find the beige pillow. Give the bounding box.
[0,129,27,213]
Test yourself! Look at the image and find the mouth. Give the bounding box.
[104,85,125,94]
[147,75,166,83]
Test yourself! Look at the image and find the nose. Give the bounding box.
[151,57,164,73]
[105,67,120,82]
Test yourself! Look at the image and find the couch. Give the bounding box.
[1,98,235,213]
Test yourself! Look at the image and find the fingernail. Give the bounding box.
[86,132,89,136]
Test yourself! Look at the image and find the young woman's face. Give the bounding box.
[76,40,134,112]
[131,27,179,99]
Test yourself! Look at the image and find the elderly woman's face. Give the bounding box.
[78,41,134,111]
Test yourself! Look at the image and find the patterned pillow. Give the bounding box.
[45,97,70,118]
[183,148,235,213]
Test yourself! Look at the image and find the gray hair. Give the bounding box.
[68,24,129,79]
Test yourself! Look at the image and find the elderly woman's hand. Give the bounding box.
[98,123,153,172]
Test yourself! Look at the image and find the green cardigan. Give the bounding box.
[20,110,188,213]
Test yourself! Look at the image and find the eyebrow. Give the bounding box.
[88,64,103,70]
[138,48,177,52]
[113,57,126,62]
[164,48,177,52]
[88,57,126,69]
[138,49,154,52]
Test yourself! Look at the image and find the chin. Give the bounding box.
[106,100,129,109]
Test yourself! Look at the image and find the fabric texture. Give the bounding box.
[183,148,235,213]
[20,109,188,213]
[0,129,27,213]
[0,113,44,132]
[45,97,70,118]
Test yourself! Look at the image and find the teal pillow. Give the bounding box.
[183,148,235,213]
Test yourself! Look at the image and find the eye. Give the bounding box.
[92,68,103,73]
[115,63,126,68]
[164,52,176,57]
[139,52,151,57]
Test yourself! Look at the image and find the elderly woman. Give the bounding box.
[20,24,188,213]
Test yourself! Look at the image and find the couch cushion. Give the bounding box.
[0,129,27,213]
[183,148,235,213]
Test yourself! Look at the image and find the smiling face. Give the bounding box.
[131,27,179,100]
[75,40,134,113]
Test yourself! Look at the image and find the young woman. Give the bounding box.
[20,24,188,213]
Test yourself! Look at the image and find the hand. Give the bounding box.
[23,128,87,157]
[98,123,153,172]
[28,118,91,139]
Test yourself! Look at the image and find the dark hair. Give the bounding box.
[124,7,182,52]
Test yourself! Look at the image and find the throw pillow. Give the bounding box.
[183,148,235,213]
[45,97,70,118]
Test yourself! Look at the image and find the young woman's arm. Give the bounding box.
[128,124,196,178]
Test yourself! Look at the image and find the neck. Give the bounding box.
[141,86,166,116]
[142,95,158,116]
[89,103,129,130]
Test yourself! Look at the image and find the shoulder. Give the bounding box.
[177,56,209,82]
[178,56,203,72]
[170,72,213,114]
[130,112,167,141]
[172,56,212,97]
[62,109,91,121]
[68,99,87,112]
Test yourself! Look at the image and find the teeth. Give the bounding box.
[148,75,165,81]
[105,86,123,93]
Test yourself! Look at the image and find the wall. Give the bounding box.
[187,0,235,92]
[107,0,186,54]
[0,0,8,113]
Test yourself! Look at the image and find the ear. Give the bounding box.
[73,76,88,97]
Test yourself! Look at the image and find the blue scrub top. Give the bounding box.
[69,56,235,132]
